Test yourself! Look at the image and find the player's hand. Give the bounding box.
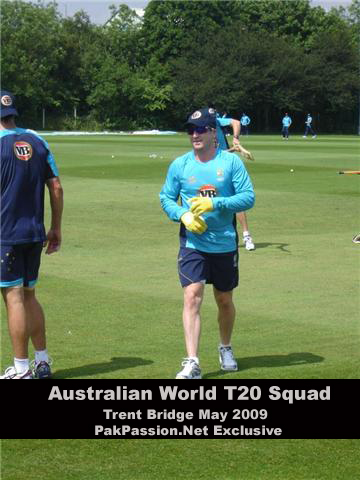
[233,144,255,161]
[45,229,61,254]
[181,212,207,234]
[189,197,214,216]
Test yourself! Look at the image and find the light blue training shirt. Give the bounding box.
[282,115,292,127]
[159,148,255,253]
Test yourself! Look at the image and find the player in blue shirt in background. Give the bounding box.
[303,113,317,138]
[160,108,255,379]
[212,107,256,251]
[282,113,292,139]
[0,90,63,379]
[240,113,251,136]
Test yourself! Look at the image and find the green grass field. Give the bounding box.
[1,439,360,480]
[1,133,359,379]
[1,134,359,479]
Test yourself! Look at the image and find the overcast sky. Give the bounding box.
[24,0,353,25]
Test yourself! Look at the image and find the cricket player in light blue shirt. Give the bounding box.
[303,114,317,138]
[282,113,292,139]
[160,107,255,379]
[240,113,251,135]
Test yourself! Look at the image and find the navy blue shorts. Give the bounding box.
[0,242,43,288]
[178,247,239,292]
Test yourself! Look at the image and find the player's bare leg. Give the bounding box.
[0,287,33,378]
[176,282,204,379]
[237,211,249,234]
[2,287,29,358]
[24,288,46,351]
[182,282,204,357]
[24,288,52,379]
[237,211,255,251]
[213,287,238,371]
[213,287,235,345]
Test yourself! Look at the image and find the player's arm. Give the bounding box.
[46,176,63,254]
[159,160,188,222]
[228,119,254,161]
[214,158,254,212]
[230,119,241,141]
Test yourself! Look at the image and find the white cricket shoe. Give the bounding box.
[352,233,360,244]
[31,358,53,379]
[243,235,255,251]
[312,135,317,138]
[0,366,33,379]
[219,346,238,371]
[176,358,201,379]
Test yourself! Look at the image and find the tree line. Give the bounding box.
[1,0,359,133]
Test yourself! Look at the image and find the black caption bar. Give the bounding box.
[2,380,357,439]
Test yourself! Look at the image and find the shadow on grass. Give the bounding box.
[202,352,324,379]
[53,357,153,379]
[240,242,291,252]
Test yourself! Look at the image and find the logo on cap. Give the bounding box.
[191,111,202,120]
[1,95,13,107]
[14,141,33,161]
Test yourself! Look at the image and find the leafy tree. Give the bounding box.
[1,0,64,121]
[57,11,100,114]
[231,0,347,49]
[142,0,239,62]
[347,0,360,34]
[102,4,144,68]
[1,0,357,132]
[335,0,360,46]
[308,28,359,115]
[170,28,306,130]
[80,4,172,129]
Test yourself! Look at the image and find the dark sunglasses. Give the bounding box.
[187,125,211,135]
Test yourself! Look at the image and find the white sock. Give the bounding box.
[220,343,231,348]
[14,357,30,373]
[35,349,49,364]
[243,231,250,237]
[189,356,199,365]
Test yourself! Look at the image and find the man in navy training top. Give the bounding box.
[160,107,255,379]
[0,90,63,379]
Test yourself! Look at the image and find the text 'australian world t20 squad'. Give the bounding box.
[48,384,331,404]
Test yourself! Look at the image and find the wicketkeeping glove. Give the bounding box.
[189,197,214,216]
[181,212,207,234]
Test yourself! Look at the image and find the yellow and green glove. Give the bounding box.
[189,197,214,216]
[181,212,207,234]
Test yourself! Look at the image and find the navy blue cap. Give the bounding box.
[0,90,18,118]
[186,108,217,128]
